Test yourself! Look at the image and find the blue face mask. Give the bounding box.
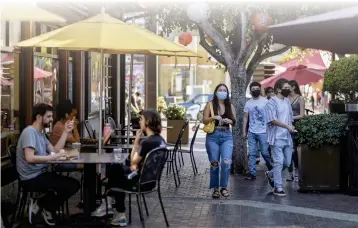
[216,92,228,100]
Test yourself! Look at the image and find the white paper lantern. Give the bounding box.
[186,2,211,23]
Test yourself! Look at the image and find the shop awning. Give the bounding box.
[268,6,358,54]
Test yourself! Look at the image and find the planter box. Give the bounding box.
[298,144,341,192]
[329,102,345,114]
[167,120,189,144]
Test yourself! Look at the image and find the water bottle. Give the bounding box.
[103,123,112,144]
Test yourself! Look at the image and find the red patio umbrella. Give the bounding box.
[34,67,53,80]
[261,65,324,88]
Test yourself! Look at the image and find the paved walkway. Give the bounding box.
[19,125,358,227]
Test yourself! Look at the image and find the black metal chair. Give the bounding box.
[166,120,189,187]
[7,145,64,226]
[84,120,96,139]
[177,123,200,175]
[104,147,170,228]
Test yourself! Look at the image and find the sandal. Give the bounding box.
[220,188,229,197]
[212,189,220,199]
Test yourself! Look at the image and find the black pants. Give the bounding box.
[21,172,80,212]
[288,133,299,172]
[106,164,137,213]
[106,164,155,213]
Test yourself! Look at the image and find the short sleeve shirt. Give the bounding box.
[138,134,166,167]
[244,97,268,134]
[16,126,50,180]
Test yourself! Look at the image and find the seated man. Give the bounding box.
[92,110,166,227]
[16,103,80,226]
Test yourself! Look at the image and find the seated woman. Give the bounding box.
[91,110,166,227]
[50,100,82,171]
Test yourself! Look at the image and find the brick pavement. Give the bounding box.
[16,126,358,227]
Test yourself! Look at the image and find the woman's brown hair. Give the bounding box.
[141,109,162,135]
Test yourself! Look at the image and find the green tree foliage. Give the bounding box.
[324,55,358,102]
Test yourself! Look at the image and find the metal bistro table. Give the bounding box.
[48,152,128,224]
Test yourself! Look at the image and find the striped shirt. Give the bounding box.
[265,96,293,146]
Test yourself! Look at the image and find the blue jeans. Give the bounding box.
[268,139,293,189]
[248,132,272,176]
[205,129,233,189]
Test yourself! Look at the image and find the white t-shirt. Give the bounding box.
[244,96,268,134]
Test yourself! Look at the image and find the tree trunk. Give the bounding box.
[229,66,249,174]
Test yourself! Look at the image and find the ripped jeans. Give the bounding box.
[205,129,233,189]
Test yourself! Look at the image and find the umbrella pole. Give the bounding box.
[127,54,134,146]
[99,49,104,155]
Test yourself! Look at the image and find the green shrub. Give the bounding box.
[163,104,186,120]
[295,114,348,149]
[323,55,358,103]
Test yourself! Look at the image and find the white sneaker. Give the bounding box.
[41,209,55,226]
[29,198,40,224]
[110,211,127,227]
[91,202,113,217]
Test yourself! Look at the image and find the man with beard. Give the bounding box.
[264,78,296,196]
[16,103,80,226]
[243,82,272,181]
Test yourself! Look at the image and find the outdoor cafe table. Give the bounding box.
[48,152,128,224]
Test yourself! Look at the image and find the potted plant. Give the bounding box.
[323,55,358,114]
[294,114,348,191]
[163,104,189,144]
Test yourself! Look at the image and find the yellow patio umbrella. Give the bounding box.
[16,10,200,153]
[0,3,66,22]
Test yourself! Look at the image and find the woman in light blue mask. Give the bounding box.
[203,84,236,198]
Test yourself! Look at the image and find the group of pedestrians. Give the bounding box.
[203,78,305,198]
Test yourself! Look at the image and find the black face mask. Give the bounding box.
[251,90,261,98]
[281,89,291,97]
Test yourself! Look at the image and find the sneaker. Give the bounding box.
[294,169,299,182]
[256,158,260,165]
[91,202,114,217]
[110,212,127,227]
[29,198,40,224]
[286,173,294,182]
[265,171,274,188]
[41,209,55,226]
[244,174,256,181]
[273,188,286,197]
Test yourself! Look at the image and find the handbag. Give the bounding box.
[203,102,215,134]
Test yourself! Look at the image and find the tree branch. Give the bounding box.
[246,45,291,77]
[242,34,267,67]
[198,21,234,66]
[237,11,247,63]
[123,13,152,22]
[197,26,226,66]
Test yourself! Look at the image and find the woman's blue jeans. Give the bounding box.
[205,129,233,189]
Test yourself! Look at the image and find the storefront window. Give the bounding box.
[1,20,21,158]
[89,52,111,114]
[33,56,59,107]
[124,13,146,115]
[69,61,73,102]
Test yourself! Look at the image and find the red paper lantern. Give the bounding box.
[252,13,273,32]
[178,32,193,46]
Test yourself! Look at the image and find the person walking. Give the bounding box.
[264,78,296,196]
[287,80,305,181]
[243,82,272,181]
[203,84,236,198]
